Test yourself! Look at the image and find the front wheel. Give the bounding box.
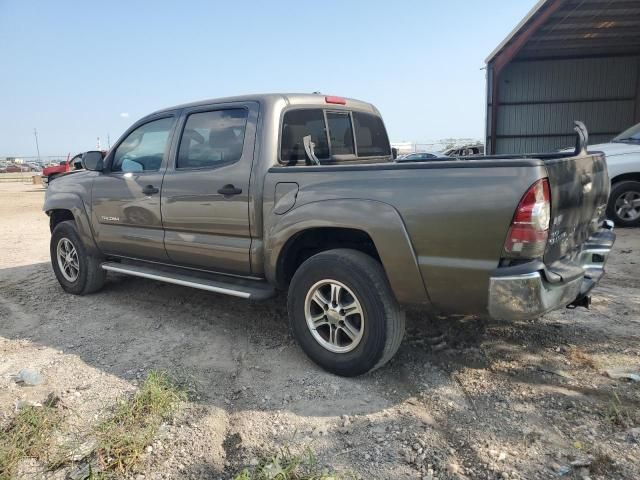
[607,181,640,227]
[287,249,405,377]
[50,220,106,295]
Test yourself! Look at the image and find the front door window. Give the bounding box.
[112,117,174,173]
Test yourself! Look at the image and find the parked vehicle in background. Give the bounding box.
[397,152,449,162]
[444,143,484,156]
[587,123,640,227]
[43,153,83,186]
[4,164,30,173]
[44,94,614,376]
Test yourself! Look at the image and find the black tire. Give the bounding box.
[607,181,640,227]
[287,249,405,377]
[50,220,106,295]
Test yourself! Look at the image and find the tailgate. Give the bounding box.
[544,150,609,264]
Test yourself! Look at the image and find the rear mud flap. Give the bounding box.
[567,295,591,310]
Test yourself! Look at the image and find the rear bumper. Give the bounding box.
[488,223,615,321]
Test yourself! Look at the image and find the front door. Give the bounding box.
[91,115,177,261]
[161,102,258,275]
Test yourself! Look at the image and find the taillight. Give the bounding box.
[502,178,551,260]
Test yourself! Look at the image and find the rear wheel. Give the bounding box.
[50,220,106,294]
[607,181,640,227]
[287,249,405,377]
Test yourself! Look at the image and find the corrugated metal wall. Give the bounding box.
[490,56,640,153]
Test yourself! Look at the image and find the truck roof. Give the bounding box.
[152,93,379,116]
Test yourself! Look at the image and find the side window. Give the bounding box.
[326,112,355,155]
[177,109,248,169]
[280,109,329,164]
[352,112,391,157]
[112,117,174,172]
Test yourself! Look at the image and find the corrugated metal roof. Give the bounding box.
[485,0,548,63]
[487,0,640,64]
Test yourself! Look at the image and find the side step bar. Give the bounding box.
[101,262,276,300]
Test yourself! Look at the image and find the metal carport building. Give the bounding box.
[485,0,640,154]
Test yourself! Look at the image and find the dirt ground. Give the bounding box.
[1,181,639,480]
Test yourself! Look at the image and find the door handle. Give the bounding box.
[217,184,242,196]
[142,185,159,195]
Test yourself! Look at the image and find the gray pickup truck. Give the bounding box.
[44,93,615,376]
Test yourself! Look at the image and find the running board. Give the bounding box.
[101,262,276,300]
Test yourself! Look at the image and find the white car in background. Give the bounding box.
[590,123,640,227]
[397,152,449,161]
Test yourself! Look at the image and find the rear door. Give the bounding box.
[91,114,178,261]
[544,151,609,263]
[160,101,258,274]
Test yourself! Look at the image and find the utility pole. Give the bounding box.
[33,128,41,163]
[107,134,111,149]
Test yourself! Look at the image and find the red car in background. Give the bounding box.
[4,164,31,173]
[42,153,83,186]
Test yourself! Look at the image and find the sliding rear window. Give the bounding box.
[326,112,355,155]
[280,110,329,163]
[353,111,391,157]
[280,109,390,164]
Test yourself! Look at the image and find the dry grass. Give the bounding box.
[94,371,186,475]
[567,346,598,369]
[0,373,186,479]
[590,450,617,476]
[0,404,62,480]
[606,392,635,428]
[233,446,352,480]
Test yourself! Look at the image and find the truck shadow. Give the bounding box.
[0,261,636,414]
[1,260,638,478]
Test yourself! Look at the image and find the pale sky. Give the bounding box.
[0,0,537,157]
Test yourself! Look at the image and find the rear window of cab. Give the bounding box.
[280,109,391,165]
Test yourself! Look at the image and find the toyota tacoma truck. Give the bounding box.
[44,93,615,376]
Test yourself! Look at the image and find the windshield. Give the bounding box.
[613,123,640,144]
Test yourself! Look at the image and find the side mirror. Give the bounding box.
[392,147,398,160]
[82,151,104,171]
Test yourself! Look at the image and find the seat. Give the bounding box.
[210,128,243,163]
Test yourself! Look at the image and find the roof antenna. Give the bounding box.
[312,91,322,94]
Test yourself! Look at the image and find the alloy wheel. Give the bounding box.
[615,190,640,221]
[304,280,365,353]
[56,237,79,282]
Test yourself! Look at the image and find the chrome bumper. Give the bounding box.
[488,224,615,321]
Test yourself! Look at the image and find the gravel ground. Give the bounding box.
[0,182,639,480]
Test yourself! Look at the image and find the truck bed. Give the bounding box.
[264,149,609,315]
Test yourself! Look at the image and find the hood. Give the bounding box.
[48,169,90,185]
[587,142,640,157]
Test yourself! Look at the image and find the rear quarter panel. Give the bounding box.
[264,161,546,314]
